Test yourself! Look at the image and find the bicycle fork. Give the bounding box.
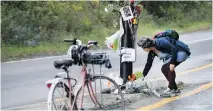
[79,69,87,110]
[79,71,101,110]
[87,81,101,107]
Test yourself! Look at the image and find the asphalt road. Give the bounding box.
[1,30,212,109]
[131,67,212,110]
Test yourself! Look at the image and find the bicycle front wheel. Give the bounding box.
[75,75,125,110]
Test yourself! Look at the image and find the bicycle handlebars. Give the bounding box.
[64,38,83,46]
[54,38,102,69]
[64,38,98,47]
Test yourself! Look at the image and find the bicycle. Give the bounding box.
[46,39,125,110]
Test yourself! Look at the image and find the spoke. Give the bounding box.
[58,85,69,110]
[59,100,69,111]
[53,99,59,110]
[53,85,67,110]
[61,96,69,110]
[52,92,57,110]
[61,84,66,110]
[56,87,63,109]
[52,90,59,110]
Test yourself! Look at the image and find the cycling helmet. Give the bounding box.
[137,37,154,49]
[71,46,80,65]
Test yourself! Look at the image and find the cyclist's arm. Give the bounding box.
[143,51,156,77]
[157,38,177,65]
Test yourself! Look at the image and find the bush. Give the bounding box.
[1,1,212,61]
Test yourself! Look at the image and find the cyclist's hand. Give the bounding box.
[170,64,175,72]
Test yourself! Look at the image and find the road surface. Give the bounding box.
[1,30,212,110]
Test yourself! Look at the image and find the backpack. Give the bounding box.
[175,40,191,56]
[153,29,179,40]
[154,30,191,56]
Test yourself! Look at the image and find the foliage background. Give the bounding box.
[1,1,212,61]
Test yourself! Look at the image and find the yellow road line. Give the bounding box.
[137,82,212,110]
[137,63,212,110]
[177,63,212,75]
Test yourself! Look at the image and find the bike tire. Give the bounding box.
[47,81,77,110]
[74,75,125,110]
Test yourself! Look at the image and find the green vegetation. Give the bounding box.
[1,1,212,62]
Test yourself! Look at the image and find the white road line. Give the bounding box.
[186,38,212,44]
[2,55,66,64]
[2,38,212,64]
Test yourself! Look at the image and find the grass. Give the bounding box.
[1,21,212,62]
[137,21,212,36]
[1,42,69,62]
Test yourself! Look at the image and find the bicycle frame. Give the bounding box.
[71,62,101,110]
[47,39,112,110]
[79,64,87,109]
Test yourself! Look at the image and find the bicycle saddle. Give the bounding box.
[54,60,73,69]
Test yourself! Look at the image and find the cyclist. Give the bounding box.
[137,35,191,97]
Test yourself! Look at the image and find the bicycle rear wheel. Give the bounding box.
[75,75,125,110]
[47,82,77,110]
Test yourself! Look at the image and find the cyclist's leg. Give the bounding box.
[167,62,181,90]
[161,63,169,81]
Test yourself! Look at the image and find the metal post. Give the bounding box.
[120,1,136,84]
[120,17,133,84]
